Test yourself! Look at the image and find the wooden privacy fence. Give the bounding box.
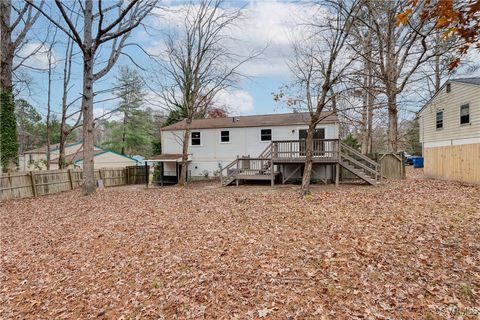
[0,167,145,201]
[424,144,480,185]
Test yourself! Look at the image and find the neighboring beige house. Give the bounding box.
[19,142,138,170]
[418,77,480,185]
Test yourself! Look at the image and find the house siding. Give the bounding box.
[74,152,137,169]
[162,123,339,179]
[418,81,480,185]
[419,82,480,144]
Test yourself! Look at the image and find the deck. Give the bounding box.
[220,139,382,186]
[271,139,340,163]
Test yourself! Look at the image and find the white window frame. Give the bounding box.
[219,130,230,143]
[436,110,444,130]
[191,131,202,146]
[460,103,470,125]
[260,128,272,142]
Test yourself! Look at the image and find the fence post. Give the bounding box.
[30,172,37,197]
[8,173,13,198]
[68,169,74,190]
[145,161,149,188]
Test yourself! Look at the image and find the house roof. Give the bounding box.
[418,77,480,115]
[50,150,105,164]
[48,145,138,164]
[23,143,62,154]
[161,111,338,131]
[23,142,83,154]
[451,77,480,86]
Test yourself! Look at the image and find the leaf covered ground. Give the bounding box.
[1,169,479,319]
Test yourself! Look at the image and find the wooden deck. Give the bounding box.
[271,139,340,163]
[220,139,382,186]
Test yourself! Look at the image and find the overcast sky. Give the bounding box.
[15,0,480,122]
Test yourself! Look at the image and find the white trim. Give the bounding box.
[219,130,231,144]
[190,131,202,147]
[259,128,272,143]
[424,137,480,148]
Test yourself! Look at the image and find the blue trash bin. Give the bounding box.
[412,156,424,168]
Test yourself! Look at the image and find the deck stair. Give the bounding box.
[220,139,382,186]
[339,142,382,185]
[220,144,278,186]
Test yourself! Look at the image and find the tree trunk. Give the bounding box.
[0,0,12,91]
[81,0,96,195]
[434,35,441,92]
[360,61,369,155]
[367,91,374,154]
[300,118,318,196]
[46,51,53,170]
[0,0,18,172]
[121,107,128,155]
[387,90,398,152]
[58,133,66,169]
[179,120,191,186]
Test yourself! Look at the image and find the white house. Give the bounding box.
[158,112,346,184]
[418,77,480,185]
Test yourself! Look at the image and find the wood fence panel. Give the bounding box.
[1,166,145,201]
[0,172,34,201]
[33,170,71,196]
[101,168,127,187]
[424,143,480,185]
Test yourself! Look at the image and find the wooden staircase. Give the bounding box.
[220,144,276,186]
[339,142,382,185]
[220,140,382,186]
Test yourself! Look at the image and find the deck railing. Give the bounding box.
[238,157,271,175]
[271,139,340,161]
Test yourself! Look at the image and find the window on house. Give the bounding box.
[460,104,470,124]
[446,83,451,93]
[220,130,230,142]
[29,154,34,164]
[191,132,201,145]
[260,129,272,141]
[436,111,443,129]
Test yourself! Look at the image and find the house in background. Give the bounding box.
[19,142,138,171]
[157,112,382,186]
[418,77,480,185]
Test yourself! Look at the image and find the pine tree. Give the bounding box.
[103,66,153,156]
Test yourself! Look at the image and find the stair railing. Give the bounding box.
[219,157,239,185]
[340,142,382,181]
[258,142,273,159]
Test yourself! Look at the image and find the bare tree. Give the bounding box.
[29,0,157,195]
[359,1,440,152]
[58,35,82,169]
[291,0,362,195]
[153,0,260,186]
[0,0,43,171]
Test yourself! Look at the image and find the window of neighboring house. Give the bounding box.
[28,154,34,164]
[446,83,451,93]
[191,131,201,145]
[436,111,443,129]
[460,104,470,125]
[220,130,230,143]
[260,129,272,141]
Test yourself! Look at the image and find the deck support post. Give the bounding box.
[270,161,274,187]
[236,155,239,187]
[161,161,164,187]
[335,163,340,187]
